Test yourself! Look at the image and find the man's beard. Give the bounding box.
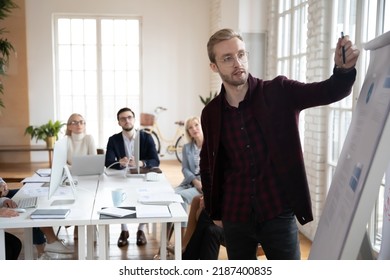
[123,127,133,132]
[219,69,247,87]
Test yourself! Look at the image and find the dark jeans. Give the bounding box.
[182,209,225,260]
[33,228,46,245]
[5,232,22,260]
[223,208,300,260]
[6,188,46,245]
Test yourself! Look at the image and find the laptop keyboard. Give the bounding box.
[17,196,38,208]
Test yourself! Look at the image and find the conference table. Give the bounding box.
[0,170,187,260]
[91,170,187,260]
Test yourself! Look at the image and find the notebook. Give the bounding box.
[99,207,137,219]
[98,207,136,218]
[71,154,105,176]
[30,208,70,219]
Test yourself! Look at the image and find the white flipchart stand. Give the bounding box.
[309,31,390,259]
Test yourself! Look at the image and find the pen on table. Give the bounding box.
[341,31,346,64]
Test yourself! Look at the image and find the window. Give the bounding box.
[327,0,357,186]
[277,0,308,81]
[53,16,141,148]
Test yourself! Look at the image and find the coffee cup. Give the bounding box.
[112,189,127,206]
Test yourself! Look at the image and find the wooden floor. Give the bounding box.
[2,159,312,260]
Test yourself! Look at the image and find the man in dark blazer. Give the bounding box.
[105,107,160,248]
[200,28,360,260]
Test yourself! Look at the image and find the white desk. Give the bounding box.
[0,175,99,260]
[91,171,187,260]
[0,171,187,260]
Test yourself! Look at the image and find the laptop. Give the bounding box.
[71,154,105,176]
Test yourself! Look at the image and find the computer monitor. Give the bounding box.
[48,136,76,205]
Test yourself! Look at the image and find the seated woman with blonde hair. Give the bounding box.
[65,113,97,165]
[175,116,203,207]
[34,113,97,258]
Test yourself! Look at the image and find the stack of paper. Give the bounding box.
[30,208,70,219]
[138,193,183,205]
[98,207,136,218]
[35,169,51,177]
[22,174,50,183]
[136,204,171,218]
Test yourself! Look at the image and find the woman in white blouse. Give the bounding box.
[64,113,97,238]
[34,113,97,258]
[66,113,97,165]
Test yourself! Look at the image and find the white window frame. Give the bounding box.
[276,0,308,145]
[53,15,142,149]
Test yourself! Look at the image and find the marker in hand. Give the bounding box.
[341,32,346,64]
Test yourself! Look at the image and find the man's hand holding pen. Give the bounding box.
[119,156,136,168]
[335,33,360,69]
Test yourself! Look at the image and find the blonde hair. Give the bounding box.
[66,113,85,136]
[184,116,201,143]
[207,28,243,63]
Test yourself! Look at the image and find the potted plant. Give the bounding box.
[25,120,66,148]
[199,91,218,106]
[0,0,18,112]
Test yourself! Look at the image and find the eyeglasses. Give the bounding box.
[119,115,134,122]
[69,120,85,126]
[216,51,249,67]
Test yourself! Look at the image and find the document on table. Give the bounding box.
[136,204,171,218]
[22,174,50,183]
[30,208,71,219]
[138,193,184,205]
[21,183,49,197]
[98,207,136,218]
[35,168,51,177]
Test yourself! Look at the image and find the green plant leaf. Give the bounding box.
[24,120,66,142]
[0,0,18,113]
[199,91,218,106]
[0,0,18,20]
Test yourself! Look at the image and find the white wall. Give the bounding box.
[25,0,211,152]
[239,0,267,33]
[24,0,268,158]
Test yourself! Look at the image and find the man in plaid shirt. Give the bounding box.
[200,28,360,259]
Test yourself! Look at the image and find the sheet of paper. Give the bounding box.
[138,193,183,205]
[98,207,136,217]
[136,187,174,195]
[35,169,51,177]
[22,174,51,183]
[136,204,171,218]
[21,182,48,197]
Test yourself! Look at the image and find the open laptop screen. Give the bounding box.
[71,154,105,176]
